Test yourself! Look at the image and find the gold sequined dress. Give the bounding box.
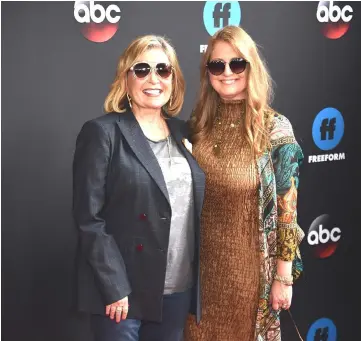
[185,99,260,341]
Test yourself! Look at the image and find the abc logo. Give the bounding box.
[74,1,121,43]
[316,1,353,39]
[317,1,353,23]
[74,1,121,24]
[307,214,341,258]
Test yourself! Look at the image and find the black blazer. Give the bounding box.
[72,110,205,323]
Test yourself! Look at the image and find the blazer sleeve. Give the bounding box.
[72,120,131,304]
[270,114,305,263]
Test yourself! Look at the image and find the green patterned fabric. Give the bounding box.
[255,114,305,340]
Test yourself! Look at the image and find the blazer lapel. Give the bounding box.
[167,118,205,220]
[116,111,170,205]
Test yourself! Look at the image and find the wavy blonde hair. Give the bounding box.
[104,35,185,116]
[191,25,275,154]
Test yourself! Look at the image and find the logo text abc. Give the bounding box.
[74,1,121,24]
[308,224,341,245]
[316,1,353,23]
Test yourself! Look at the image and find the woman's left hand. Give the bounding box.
[269,280,293,311]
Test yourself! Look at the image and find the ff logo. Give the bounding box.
[312,107,344,151]
[74,1,121,43]
[308,214,341,259]
[203,1,241,36]
[307,318,337,341]
[316,1,353,39]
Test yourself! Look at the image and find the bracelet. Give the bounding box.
[274,274,293,286]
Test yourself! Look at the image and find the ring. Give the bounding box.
[115,307,122,312]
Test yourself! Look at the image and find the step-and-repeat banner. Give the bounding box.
[2,2,360,341]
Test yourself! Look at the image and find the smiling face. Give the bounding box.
[208,40,248,101]
[127,48,173,111]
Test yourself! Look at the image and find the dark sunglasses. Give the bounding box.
[207,58,248,76]
[129,62,173,79]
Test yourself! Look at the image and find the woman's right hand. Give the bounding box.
[105,296,129,323]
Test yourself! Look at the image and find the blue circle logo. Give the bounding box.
[203,1,241,36]
[307,318,337,341]
[312,107,344,151]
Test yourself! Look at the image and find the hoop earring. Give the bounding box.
[127,93,132,109]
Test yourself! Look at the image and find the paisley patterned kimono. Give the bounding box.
[255,113,305,340]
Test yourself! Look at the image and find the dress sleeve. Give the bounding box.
[270,115,304,262]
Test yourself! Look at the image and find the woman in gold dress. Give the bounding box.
[185,26,305,341]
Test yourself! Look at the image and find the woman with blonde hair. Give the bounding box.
[73,35,205,341]
[185,25,304,340]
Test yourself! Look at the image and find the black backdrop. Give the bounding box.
[2,1,360,340]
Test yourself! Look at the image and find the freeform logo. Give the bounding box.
[308,107,345,163]
[308,214,341,259]
[307,317,337,341]
[203,1,241,36]
[200,45,208,53]
[74,1,121,43]
[316,1,353,39]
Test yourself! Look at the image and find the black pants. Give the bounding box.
[91,289,192,341]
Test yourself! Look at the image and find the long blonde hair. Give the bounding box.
[191,25,275,154]
[104,35,185,116]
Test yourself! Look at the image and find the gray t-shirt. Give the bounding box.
[147,135,195,294]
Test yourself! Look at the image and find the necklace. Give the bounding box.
[213,100,246,157]
[161,118,173,167]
